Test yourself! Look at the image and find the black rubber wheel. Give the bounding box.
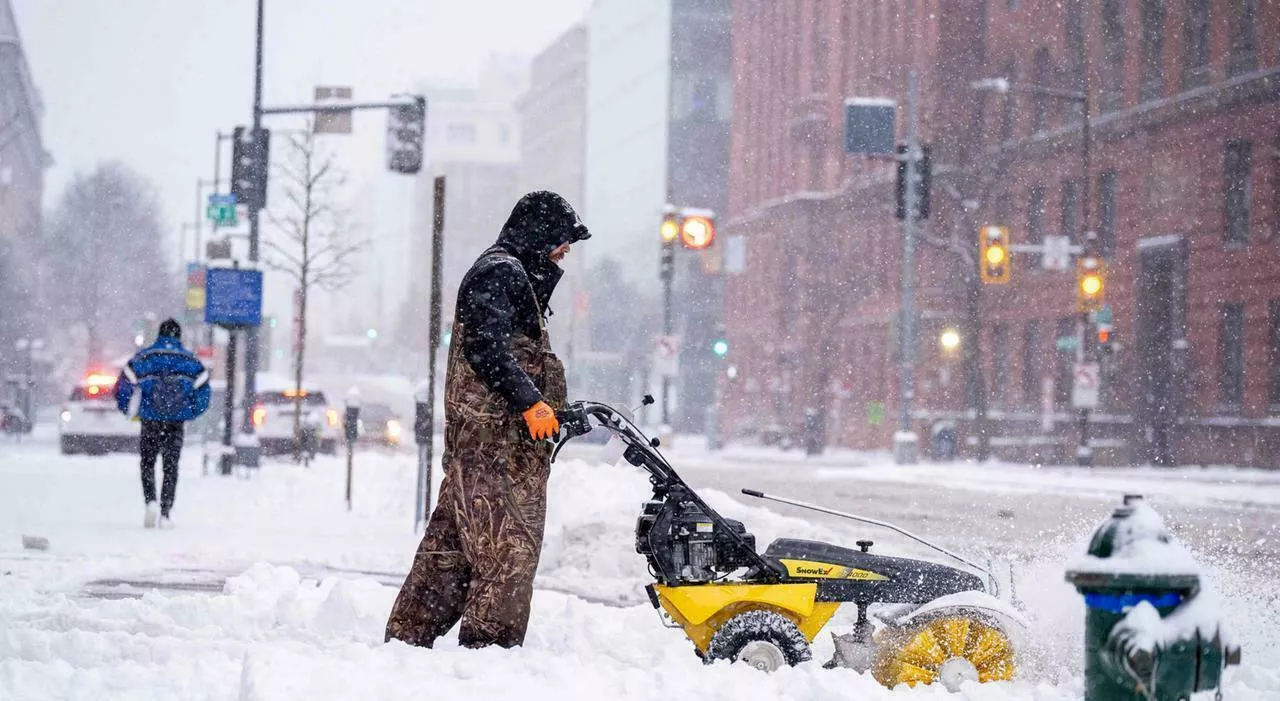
[706,609,812,670]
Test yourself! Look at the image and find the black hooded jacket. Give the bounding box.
[456,191,590,412]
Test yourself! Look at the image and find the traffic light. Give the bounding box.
[895,143,932,220]
[979,225,1011,284]
[1077,257,1105,312]
[659,211,678,281]
[1097,322,1114,355]
[680,214,716,250]
[387,96,426,175]
[712,338,729,358]
[231,126,271,211]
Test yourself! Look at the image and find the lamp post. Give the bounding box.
[971,65,1096,467]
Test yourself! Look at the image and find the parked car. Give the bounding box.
[356,402,404,448]
[250,385,340,456]
[59,371,140,455]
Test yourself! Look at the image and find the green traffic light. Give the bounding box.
[712,339,729,357]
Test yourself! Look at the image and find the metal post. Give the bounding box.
[416,176,446,531]
[662,259,673,428]
[1077,8,1095,468]
[240,0,266,464]
[219,329,237,476]
[894,70,920,465]
[345,439,354,511]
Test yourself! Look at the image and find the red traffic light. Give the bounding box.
[680,215,715,250]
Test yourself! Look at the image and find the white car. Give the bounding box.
[250,386,341,456]
[59,372,140,455]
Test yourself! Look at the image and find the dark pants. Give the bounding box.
[140,421,184,516]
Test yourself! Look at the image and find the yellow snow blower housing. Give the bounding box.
[553,400,1025,691]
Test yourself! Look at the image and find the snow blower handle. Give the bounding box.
[740,487,1000,598]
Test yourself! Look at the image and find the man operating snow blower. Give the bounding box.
[386,191,589,649]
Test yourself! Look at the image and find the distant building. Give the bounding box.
[400,55,528,356]
[723,0,1280,467]
[0,0,46,242]
[583,0,732,425]
[516,24,589,382]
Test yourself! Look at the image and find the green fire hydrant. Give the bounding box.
[1066,495,1241,701]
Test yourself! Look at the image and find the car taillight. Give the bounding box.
[326,409,339,426]
[252,405,266,427]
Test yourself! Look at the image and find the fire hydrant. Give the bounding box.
[1066,495,1241,701]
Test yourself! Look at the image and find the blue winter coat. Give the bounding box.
[115,336,212,422]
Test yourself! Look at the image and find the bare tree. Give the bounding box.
[42,162,176,366]
[264,128,367,453]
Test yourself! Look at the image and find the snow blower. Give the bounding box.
[553,399,1026,691]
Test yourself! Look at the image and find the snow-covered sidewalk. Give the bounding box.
[1,440,1277,700]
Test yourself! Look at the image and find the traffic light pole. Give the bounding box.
[660,243,674,428]
[237,0,267,466]
[1076,17,1095,468]
[894,70,920,465]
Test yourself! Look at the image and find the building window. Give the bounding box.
[447,123,477,144]
[1000,59,1017,141]
[1098,170,1118,258]
[1270,300,1280,408]
[1063,0,1086,123]
[1272,138,1280,241]
[1022,319,1042,404]
[991,322,1010,403]
[1140,0,1166,101]
[1220,303,1245,408]
[1181,0,1211,90]
[1224,139,1253,245]
[1228,0,1258,76]
[1060,179,1079,243]
[1028,184,1046,267]
[1100,0,1126,111]
[1032,48,1051,132]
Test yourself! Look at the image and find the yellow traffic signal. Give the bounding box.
[1077,257,1105,311]
[660,214,679,244]
[680,215,716,250]
[979,225,1011,284]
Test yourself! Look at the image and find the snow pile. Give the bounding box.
[1068,499,1200,576]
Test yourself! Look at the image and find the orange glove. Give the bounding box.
[522,401,560,440]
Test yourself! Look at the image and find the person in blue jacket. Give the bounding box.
[115,318,211,528]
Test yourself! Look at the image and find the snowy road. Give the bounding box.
[1,432,1278,700]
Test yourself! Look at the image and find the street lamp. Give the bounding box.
[939,327,962,353]
[972,66,1096,467]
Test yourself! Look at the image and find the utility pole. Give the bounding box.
[239,0,267,467]
[894,71,921,465]
[416,176,445,531]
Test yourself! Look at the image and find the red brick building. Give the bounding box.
[721,0,1280,466]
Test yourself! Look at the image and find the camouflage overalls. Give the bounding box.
[386,250,567,649]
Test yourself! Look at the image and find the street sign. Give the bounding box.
[207,193,238,227]
[1056,335,1080,352]
[654,335,681,378]
[204,267,263,327]
[1072,362,1100,409]
[314,86,354,134]
[1042,235,1071,271]
[844,97,896,155]
[724,234,746,274]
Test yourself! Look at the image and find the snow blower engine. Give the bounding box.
[553,399,1027,691]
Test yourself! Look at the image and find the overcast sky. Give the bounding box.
[12,0,591,263]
